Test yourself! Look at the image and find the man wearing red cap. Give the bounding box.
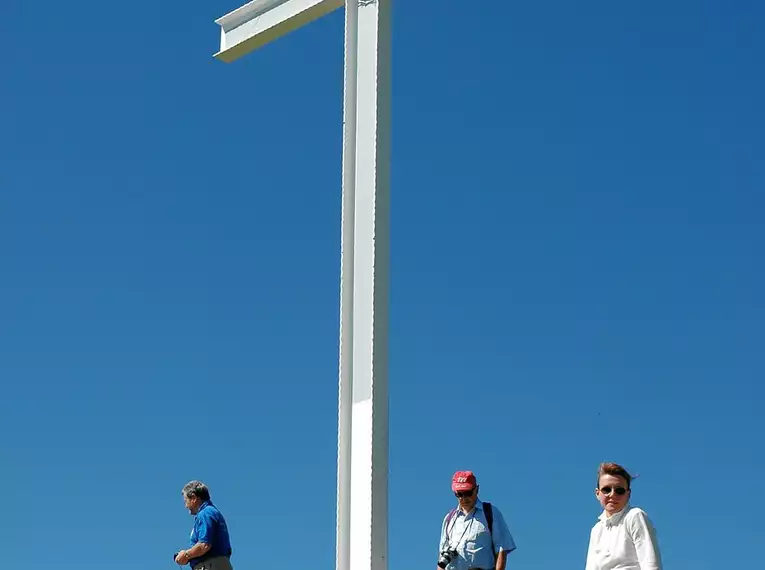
[437,471,516,570]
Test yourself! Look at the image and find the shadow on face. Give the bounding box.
[455,486,478,512]
[183,493,201,515]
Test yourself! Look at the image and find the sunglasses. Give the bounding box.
[600,486,628,496]
[454,490,475,498]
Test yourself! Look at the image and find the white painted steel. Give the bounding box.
[214,0,342,62]
[335,2,358,570]
[212,2,391,570]
[349,2,390,570]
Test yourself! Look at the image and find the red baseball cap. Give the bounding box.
[451,470,477,492]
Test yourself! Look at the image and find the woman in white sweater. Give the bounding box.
[585,462,662,570]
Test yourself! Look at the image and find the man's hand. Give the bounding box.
[175,551,190,565]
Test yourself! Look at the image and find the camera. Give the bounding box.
[437,548,458,569]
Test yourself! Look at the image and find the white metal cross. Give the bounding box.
[213,3,391,570]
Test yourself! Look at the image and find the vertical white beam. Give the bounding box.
[212,3,391,570]
[349,2,391,570]
[335,2,357,570]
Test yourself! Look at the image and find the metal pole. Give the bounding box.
[349,2,391,570]
[335,1,358,570]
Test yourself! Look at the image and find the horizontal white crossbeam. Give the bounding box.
[214,0,343,63]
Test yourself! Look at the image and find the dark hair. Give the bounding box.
[597,462,633,489]
[182,480,211,502]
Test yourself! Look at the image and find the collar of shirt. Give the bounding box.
[598,504,632,527]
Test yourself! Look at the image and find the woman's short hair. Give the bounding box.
[597,462,633,488]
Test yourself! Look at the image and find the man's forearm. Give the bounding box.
[495,550,507,570]
[185,542,211,559]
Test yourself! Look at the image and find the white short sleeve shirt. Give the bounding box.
[585,505,662,570]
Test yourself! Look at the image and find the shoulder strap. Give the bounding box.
[483,502,495,561]
[483,502,493,534]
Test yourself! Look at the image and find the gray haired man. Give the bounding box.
[174,481,234,570]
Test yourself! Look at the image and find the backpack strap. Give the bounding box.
[483,502,496,562]
[483,501,493,534]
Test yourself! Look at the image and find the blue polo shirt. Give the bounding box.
[188,501,232,567]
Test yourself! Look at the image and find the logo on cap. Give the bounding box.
[451,470,477,491]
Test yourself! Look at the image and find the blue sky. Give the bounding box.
[2,1,763,569]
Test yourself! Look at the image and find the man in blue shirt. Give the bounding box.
[174,481,234,570]
[438,471,516,570]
